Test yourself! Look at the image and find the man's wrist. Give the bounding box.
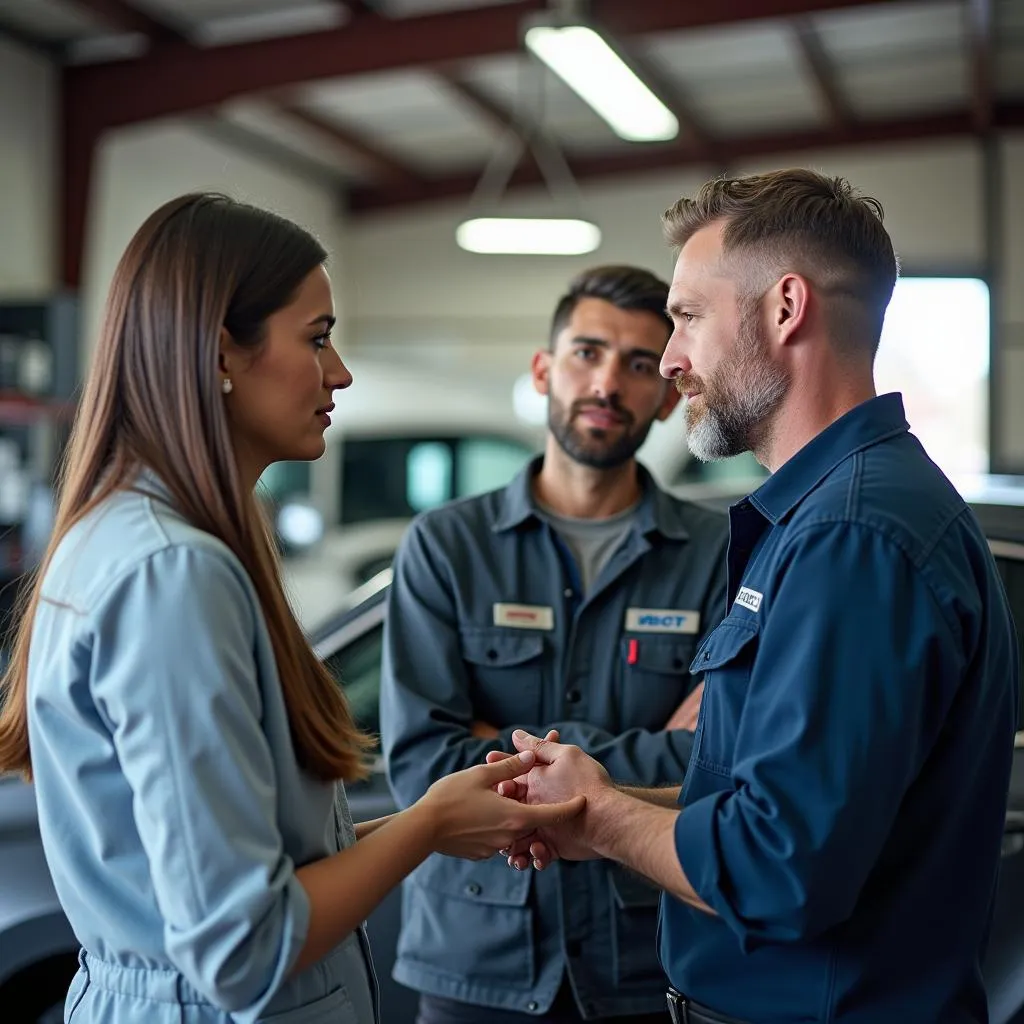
[587,785,632,860]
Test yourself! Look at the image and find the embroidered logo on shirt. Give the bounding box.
[493,603,555,630]
[624,609,701,634]
[734,587,763,613]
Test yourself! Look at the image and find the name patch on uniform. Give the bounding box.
[734,587,763,613]
[624,608,700,634]
[493,603,554,630]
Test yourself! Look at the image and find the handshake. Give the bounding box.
[416,730,614,868]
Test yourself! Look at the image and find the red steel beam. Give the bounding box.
[347,103,1024,214]
[65,0,929,129]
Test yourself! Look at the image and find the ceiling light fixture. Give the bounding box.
[457,217,600,255]
[523,19,678,143]
[454,64,601,256]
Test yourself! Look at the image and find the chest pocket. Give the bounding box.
[686,617,759,786]
[620,635,698,730]
[461,628,546,725]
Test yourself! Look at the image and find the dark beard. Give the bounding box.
[548,396,655,469]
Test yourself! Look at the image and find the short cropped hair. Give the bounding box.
[548,264,671,348]
[662,168,899,353]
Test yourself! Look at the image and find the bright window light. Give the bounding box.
[524,25,678,142]
[456,217,601,255]
[875,277,989,476]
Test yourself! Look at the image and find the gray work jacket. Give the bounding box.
[380,459,729,1019]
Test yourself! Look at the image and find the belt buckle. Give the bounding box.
[666,987,690,1024]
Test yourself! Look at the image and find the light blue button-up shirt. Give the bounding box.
[26,477,377,1023]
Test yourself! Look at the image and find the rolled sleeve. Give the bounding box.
[90,545,309,1019]
[675,522,964,944]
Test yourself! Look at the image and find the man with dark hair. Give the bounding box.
[380,264,730,1022]
[502,169,1019,1024]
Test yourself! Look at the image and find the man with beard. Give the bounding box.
[380,264,730,1023]
[498,170,1019,1024]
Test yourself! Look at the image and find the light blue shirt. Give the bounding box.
[26,477,377,1023]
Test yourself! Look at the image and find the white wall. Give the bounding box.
[346,135,1024,467]
[81,119,349,355]
[0,37,56,298]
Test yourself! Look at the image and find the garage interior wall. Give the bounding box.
[0,35,1021,468]
[0,37,56,300]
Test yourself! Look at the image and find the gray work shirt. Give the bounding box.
[380,458,729,1019]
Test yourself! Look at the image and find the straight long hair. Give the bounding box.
[0,193,373,782]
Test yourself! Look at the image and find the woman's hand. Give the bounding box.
[416,750,587,860]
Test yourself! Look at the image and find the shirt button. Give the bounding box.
[486,649,498,661]
[527,1002,539,1013]
[565,688,581,704]
[703,650,710,661]
[672,657,684,669]
[564,587,573,598]
[465,883,481,896]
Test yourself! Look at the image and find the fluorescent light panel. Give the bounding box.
[456,218,601,255]
[524,25,678,143]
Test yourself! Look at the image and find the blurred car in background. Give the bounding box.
[5,478,1024,1022]
[267,359,746,633]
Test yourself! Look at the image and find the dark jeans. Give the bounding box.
[416,982,668,1024]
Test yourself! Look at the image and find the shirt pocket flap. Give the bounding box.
[627,636,696,674]
[461,629,545,668]
[608,863,661,908]
[690,619,759,674]
[412,851,533,906]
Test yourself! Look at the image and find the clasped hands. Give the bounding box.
[485,729,613,871]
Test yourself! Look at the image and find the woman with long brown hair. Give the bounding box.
[0,194,582,1024]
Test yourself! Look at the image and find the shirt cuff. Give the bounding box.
[673,791,739,928]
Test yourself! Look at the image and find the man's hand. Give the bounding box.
[417,750,587,861]
[663,680,703,732]
[493,730,614,868]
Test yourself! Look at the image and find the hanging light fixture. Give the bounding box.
[522,0,677,143]
[523,23,678,143]
[454,54,601,256]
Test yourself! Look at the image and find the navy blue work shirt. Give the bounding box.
[662,394,1019,1023]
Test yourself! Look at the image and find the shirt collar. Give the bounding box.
[493,455,690,541]
[748,392,910,526]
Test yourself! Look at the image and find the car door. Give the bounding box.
[312,572,417,1024]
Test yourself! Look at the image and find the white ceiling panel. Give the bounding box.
[133,0,299,20]
[687,76,827,135]
[304,70,478,134]
[643,22,800,84]
[837,50,970,117]
[381,0,522,15]
[131,0,345,43]
[301,70,500,172]
[813,1,962,59]
[460,55,618,146]
[219,98,375,181]
[0,0,103,40]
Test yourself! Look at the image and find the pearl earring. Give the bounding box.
[221,378,233,395]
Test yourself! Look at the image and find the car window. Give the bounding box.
[341,435,535,524]
[323,623,384,752]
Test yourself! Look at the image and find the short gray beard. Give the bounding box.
[685,316,790,463]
